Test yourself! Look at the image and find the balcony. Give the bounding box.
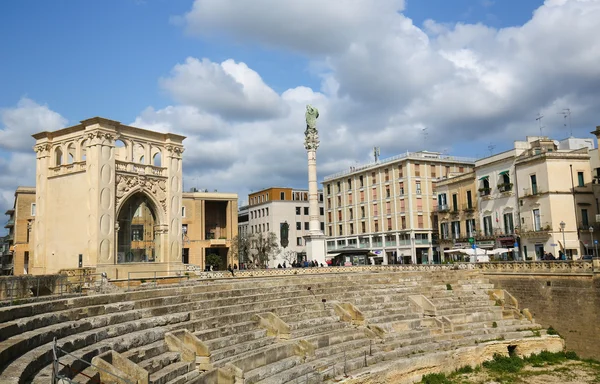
[4,219,14,228]
[518,223,552,238]
[462,204,477,213]
[435,204,450,213]
[479,188,491,197]
[521,187,542,198]
[498,183,513,193]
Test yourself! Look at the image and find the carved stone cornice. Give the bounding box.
[116,173,167,215]
[166,145,184,158]
[34,143,52,158]
[87,131,116,146]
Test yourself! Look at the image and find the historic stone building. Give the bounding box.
[30,117,185,278]
[436,136,597,260]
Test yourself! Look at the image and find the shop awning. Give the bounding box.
[478,176,489,181]
[499,170,510,176]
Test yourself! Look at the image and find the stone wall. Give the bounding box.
[484,272,600,359]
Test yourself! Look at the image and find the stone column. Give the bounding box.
[303,105,326,265]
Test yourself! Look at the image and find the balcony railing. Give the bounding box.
[498,183,513,193]
[461,203,477,212]
[518,223,552,237]
[522,187,541,197]
[4,219,14,228]
[479,188,491,196]
[436,204,450,213]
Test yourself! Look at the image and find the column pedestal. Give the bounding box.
[305,232,326,266]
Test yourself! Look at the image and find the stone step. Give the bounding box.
[211,335,277,363]
[0,314,186,384]
[140,351,181,375]
[122,340,170,364]
[291,321,349,339]
[288,315,340,331]
[192,321,257,341]
[205,328,267,351]
[149,361,194,384]
[243,355,303,383]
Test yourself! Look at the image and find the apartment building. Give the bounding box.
[323,151,475,264]
[246,187,324,267]
[2,187,36,275]
[436,172,479,252]
[437,136,596,260]
[181,191,238,270]
[515,138,595,259]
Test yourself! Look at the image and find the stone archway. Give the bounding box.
[116,192,160,263]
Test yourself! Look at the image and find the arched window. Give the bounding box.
[55,147,63,166]
[115,140,127,161]
[67,143,75,164]
[80,140,87,161]
[152,150,162,167]
[117,193,157,263]
[134,143,145,164]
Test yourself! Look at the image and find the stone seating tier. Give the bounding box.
[0,270,558,384]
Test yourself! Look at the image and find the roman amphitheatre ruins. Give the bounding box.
[2,263,583,384]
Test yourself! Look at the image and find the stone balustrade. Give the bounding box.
[184,260,597,279]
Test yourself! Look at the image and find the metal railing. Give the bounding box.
[52,337,134,384]
[1,272,108,306]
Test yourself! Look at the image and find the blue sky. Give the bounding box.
[1,0,600,213]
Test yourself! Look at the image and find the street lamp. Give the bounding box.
[560,221,566,259]
[590,226,597,258]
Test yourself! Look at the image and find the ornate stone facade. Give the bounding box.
[31,117,185,278]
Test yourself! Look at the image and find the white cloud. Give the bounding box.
[160,58,289,120]
[0,98,67,152]
[0,98,66,215]
[181,0,406,54]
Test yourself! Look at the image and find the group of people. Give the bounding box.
[543,251,566,260]
[289,260,324,268]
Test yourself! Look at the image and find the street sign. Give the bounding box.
[550,243,558,247]
[472,244,476,249]
[468,237,475,244]
[513,242,519,248]
[595,240,598,245]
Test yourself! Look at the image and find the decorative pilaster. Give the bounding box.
[165,143,184,267]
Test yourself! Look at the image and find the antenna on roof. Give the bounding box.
[488,143,496,156]
[535,113,545,137]
[373,147,380,162]
[558,108,572,137]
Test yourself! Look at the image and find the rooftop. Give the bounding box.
[324,151,476,181]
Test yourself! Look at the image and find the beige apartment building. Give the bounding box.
[515,138,596,259]
[323,151,475,264]
[181,191,238,270]
[2,187,36,275]
[436,136,597,260]
[436,173,479,251]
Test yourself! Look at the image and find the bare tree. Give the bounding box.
[230,233,253,265]
[252,232,280,268]
[281,250,297,266]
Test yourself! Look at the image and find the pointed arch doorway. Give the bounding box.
[116,192,160,263]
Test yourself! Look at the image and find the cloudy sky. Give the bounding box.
[1,0,600,219]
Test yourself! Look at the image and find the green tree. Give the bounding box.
[205,253,222,270]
